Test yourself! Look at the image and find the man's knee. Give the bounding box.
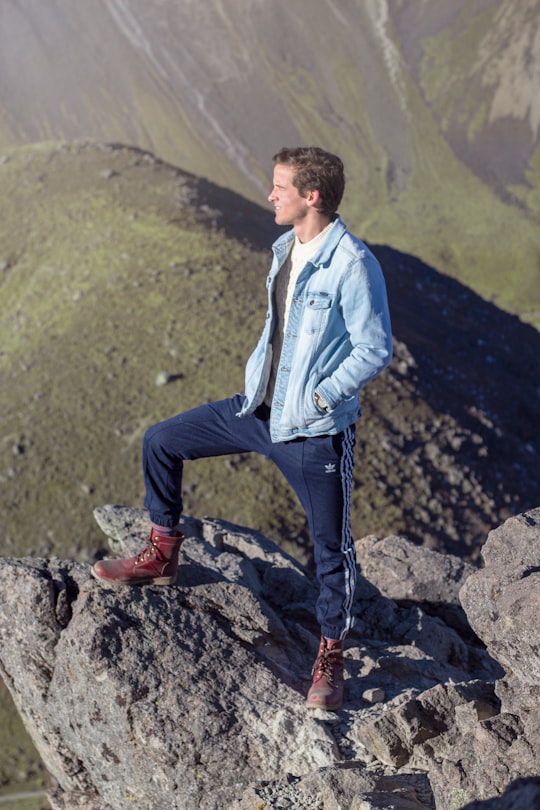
[143,419,177,461]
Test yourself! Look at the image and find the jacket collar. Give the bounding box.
[272,215,346,265]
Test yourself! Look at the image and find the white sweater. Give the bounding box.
[264,222,334,407]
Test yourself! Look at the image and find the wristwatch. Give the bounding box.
[314,391,330,412]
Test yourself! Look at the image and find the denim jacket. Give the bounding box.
[237,216,392,442]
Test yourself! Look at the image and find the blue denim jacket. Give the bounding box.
[237,216,392,442]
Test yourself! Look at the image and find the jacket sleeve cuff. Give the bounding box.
[315,379,340,411]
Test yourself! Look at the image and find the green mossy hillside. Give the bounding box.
[1,141,538,568]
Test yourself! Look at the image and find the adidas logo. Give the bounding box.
[324,463,336,474]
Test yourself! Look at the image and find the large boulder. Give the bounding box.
[460,509,540,716]
[355,533,475,636]
[0,510,335,809]
[459,777,540,809]
[354,510,540,810]
[0,505,538,809]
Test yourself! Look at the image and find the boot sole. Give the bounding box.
[90,567,176,587]
[305,698,342,711]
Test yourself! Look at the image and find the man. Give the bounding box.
[92,146,392,711]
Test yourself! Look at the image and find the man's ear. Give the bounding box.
[305,188,321,208]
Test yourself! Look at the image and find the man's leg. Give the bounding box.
[271,426,356,708]
[142,394,268,527]
[92,395,271,585]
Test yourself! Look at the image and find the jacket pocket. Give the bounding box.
[302,291,334,334]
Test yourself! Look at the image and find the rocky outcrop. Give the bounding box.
[355,509,540,810]
[0,506,538,809]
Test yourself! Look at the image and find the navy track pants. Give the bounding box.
[142,394,357,640]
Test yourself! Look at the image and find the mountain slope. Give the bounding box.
[0,139,539,805]
[0,0,538,326]
[1,141,538,567]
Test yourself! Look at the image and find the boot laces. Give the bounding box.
[135,536,161,564]
[312,646,341,684]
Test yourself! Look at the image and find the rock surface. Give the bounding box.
[460,777,540,809]
[0,505,538,809]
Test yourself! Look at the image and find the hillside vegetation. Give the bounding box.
[0,0,538,327]
[1,141,539,568]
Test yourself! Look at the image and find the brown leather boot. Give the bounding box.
[305,636,344,710]
[91,527,184,586]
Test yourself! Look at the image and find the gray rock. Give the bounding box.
[354,680,499,768]
[0,506,539,809]
[356,534,475,636]
[363,687,385,704]
[154,370,171,387]
[0,523,337,809]
[428,711,539,810]
[356,535,474,606]
[231,763,435,810]
[459,777,540,809]
[479,510,540,569]
[425,508,540,809]
[460,508,540,705]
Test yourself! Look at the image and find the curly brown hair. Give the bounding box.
[272,146,345,217]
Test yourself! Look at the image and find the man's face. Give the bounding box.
[268,164,309,227]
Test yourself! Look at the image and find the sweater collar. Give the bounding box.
[272,215,346,264]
